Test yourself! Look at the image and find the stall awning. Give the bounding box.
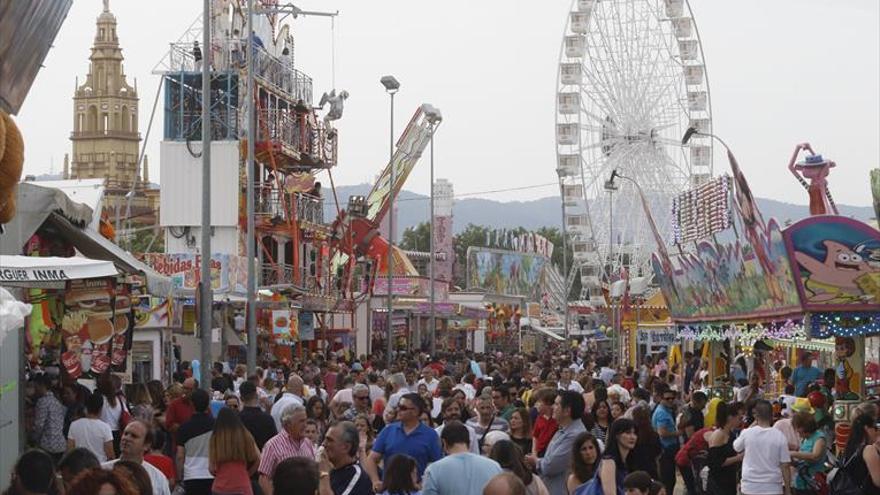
[0,255,118,287]
[46,212,178,296]
[1,183,178,296]
[0,182,92,254]
[521,317,565,342]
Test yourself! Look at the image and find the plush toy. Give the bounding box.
[0,110,25,223]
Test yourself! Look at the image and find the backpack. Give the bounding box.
[827,449,863,495]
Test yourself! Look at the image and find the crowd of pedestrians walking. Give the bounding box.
[8,348,880,495]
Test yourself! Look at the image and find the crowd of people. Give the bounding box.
[8,347,880,495]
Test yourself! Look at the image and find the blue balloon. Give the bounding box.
[192,360,201,383]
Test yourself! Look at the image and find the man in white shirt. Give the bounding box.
[418,368,439,395]
[405,369,419,393]
[733,400,792,495]
[435,397,479,454]
[557,368,584,393]
[597,357,616,386]
[68,391,115,463]
[367,372,385,403]
[384,373,409,414]
[271,374,305,432]
[454,374,477,401]
[102,421,171,495]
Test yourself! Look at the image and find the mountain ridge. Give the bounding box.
[323,183,876,240]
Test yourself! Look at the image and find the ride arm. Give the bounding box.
[788,142,814,190]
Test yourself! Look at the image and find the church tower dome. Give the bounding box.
[70,0,156,229]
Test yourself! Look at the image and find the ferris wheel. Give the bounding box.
[555,0,713,305]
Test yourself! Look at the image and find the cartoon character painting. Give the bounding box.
[794,240,876,304]
[834,336,861,400]
[786,216,880,309]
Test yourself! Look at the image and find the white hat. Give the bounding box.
[483,430,510,449]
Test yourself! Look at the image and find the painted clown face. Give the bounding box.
[795,240,871,289]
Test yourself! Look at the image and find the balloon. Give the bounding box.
[192,360,200,383]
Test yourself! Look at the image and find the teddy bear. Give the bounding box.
[0,110,25,223]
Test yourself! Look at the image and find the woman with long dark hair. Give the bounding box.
[489,440,549,495]
[377,454,421,495]
[6,450,62,495]
[597,418,637,495]
[97,373,125,456]
[630,404,661,479]
[567,432,601,493]
[354,413,376,462]
[590,400,611,444]
[842,413,880,494]
[706,402,744,495]
[209,407,261,495]
[127,383,154,425]
[509,407,534,457]
[306,395,329,441]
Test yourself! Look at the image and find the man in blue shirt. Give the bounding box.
[652,387,679,495]
[363,393,441,491]
[422,421,502,495]
[791,352,822,397]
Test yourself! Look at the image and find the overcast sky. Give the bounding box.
[16,0,879,207]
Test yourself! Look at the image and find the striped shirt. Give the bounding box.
[258,431,316,477]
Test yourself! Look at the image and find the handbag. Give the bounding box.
[574,460,624,495]
[826,449,863,495]
[118,395,132,429]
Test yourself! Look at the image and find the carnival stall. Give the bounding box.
[651,143,880,409]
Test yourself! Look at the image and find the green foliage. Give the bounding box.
[451,224,490,287]
[399,222,431,252]
[399,222,579,298]
[126,228,164,254]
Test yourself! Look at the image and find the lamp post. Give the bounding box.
[421,104,443,355]
[199,0,213,390]
[603,175,618,362]
[682,126,732,154]
[245,0,257,374]
[380,75,400,368]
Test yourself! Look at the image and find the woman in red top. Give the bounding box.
[144,430,177,490]
[531,388,558,457]
[209,408,261,495]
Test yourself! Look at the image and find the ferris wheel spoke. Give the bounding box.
[592,10,630,118]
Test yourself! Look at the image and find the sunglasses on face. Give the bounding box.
[663,396,676,401]
[397,405,415,412]
[355,396,369,401]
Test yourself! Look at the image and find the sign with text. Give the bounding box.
[0,256,117,285]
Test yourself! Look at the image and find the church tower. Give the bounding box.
[70,1,154,225]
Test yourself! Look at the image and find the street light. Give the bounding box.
[602,175,618,364]
[198,0,213,390]
[381,75,399,368]
[682,126,732,153]
[421,103,442,355]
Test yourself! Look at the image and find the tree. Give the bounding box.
[126,228,164,254]
[399,222,431,252]
[451,223,490,288]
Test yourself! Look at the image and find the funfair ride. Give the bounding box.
[153,1,438,350]
[555,0,714,308]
